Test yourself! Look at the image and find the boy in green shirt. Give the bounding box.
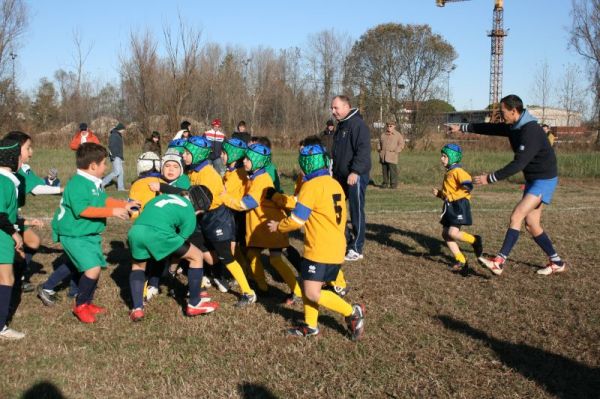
[52,143,138,324]
[0,139,25,340]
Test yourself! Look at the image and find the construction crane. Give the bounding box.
[437,0,507,122]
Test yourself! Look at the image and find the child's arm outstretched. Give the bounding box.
[79,198,140,220]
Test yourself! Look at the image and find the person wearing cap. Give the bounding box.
[204,118,226,175]
[102,122,127,191]
[44,168,60,187]
[320,119,336,156]
[142,131,162,156]
[69,123,100,151]
[0,139,25,340]
[377,121,405,189]
[173,120,192,140]
[432,143,482,276]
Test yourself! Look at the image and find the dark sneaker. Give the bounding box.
[37,285,59,306]
[345,304,365,341]
[450,261,469,277]
[287,325,320,337]
[472,235,483,258]
[22,281,34,293]
[234,293,257,308]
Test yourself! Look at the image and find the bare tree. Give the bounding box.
[570,0,600,143]
[162,15,201,133]
[531,59,553,123]
[557,63,585,128]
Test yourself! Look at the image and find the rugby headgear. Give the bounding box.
[441,143,462,166]
[167,138,187,155]
[184,136,212,164]
[223,138,248,164]
[136,151,161,176]
[0,139,20,172]
[161,149,184,178]
[299,144,329,175]
[188,185,213,212]
[245,143,271,172]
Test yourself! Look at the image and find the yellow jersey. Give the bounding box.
[278,173,347,264]
[128,174,165,220]
[223,166,248,201]
[441,165,472,202]
[188,161,224,211]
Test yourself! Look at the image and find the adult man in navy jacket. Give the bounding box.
[331,95,371,261]
[448,94,565,276]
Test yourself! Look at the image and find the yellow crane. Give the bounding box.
[437,0,507,122]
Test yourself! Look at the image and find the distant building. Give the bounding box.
[445,106,582,128]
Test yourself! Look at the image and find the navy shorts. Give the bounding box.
[200,205,235,243]
[440,198,472,227]
[300,258,341,282]
[524,177,558,204]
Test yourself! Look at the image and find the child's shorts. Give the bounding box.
[440,198,472,227]
[0,231,15,264]
[524,177,558,204]
[300,257,341,283]
[201,205,235,243]
[128,225,185,262]
[59,234,107,272]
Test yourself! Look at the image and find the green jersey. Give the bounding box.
[171,174,191,190]
[133,194,196,240]
[0,170,19,224]
[52,171,107,239]
[17,164,45,207]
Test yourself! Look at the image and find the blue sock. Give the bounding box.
[533,232,563,265]
[76,275,96,307]
[499,228,520,259]
[0,284,12,330]
[188,268,204,306]
[129,270,146,309]
[42,263,72,291]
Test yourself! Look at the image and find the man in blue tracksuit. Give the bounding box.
[331,95,371,261]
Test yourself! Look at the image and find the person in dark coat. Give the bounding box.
[330,95,371,261]
[102,122,126,191]
[142,131,162,156]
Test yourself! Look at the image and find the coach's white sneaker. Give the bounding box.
[0,326,25,340]
[344,249,363,262]
[537,261,566,276]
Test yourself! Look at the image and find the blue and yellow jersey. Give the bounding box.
[441,165,473,202]
[221,169,288,248]
[128,173,165,220]
[223,166,248,201]
[188,161,224,211]
[278,171,347,264]
[271,173,304,211]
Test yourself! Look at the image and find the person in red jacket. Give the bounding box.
[69,123,100,150]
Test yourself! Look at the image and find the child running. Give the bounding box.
[432,144,483,276]
[51,143,138,323]
[267,142,365,340]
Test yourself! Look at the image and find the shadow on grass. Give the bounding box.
[366,222,449,260]
[107,240,132,307]
[436,315,600,399]
[21,380,65,399]
[238,382,279,399]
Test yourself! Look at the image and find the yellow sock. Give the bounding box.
[460,232,476,244]
[330,268,347,289]
[318,289,353,317]
[303,299,319,329]
[226,260,254,295]
[247,248,268,291]
[269,255,302,297]
[455,252,466,264]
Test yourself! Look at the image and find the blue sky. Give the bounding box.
[17,0,588,111]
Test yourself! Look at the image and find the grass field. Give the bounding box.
[1,147,599,398]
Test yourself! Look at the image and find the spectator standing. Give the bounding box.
[231,120,251,144]
[142,131,162,156]
[102,122,126,191]
[330,95,371,261]
[69,123,100,150]
[377,121,405,189]
[173,120,192,140]
[204,118,226,175]
[44,168,60,187]
[320,119,336,156]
